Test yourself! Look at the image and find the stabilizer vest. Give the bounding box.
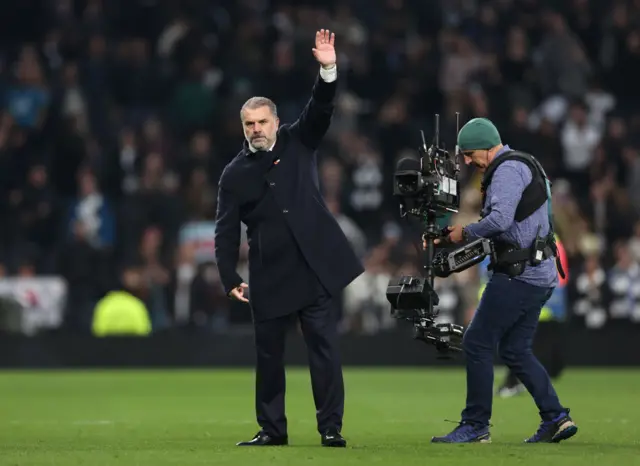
[481,150,548,221]
[480,150,565,279]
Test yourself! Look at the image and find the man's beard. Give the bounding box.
[251,136,269,149]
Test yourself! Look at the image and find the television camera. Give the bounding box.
[386,113,470,356]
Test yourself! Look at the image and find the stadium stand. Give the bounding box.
[0,0,638,336]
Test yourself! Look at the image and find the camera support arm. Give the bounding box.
[386,112,466,356]
[413,213,465,354]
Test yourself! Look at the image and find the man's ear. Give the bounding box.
[275,117,280,128]
[489,144,502,157]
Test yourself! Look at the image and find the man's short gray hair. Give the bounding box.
[240,96,278,120]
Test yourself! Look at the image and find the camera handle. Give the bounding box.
[421,213,444,310]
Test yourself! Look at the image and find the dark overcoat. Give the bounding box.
[214,72,364,321]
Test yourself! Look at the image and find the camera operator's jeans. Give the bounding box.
[461,273,566,426]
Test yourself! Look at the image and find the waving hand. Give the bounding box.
[312,29,336,68]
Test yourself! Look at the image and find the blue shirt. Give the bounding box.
[464,145,558,288]
[4,86,49,129]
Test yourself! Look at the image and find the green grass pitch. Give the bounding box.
[0,368,638,465]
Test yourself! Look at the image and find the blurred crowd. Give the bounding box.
[0,0,639,335]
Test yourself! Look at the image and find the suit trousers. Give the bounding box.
[253,287,344,437]
[461,273,567,426]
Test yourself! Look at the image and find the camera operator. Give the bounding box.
[429,118,578,444]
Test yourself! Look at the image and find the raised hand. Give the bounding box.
[312,29,336,68]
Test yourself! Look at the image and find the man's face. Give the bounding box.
[462,149,490,172]
[241,106,279,151]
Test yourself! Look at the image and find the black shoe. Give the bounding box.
[236,431,288,446]
[321,429,347,447]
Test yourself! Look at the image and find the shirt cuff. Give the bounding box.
[463,224,480,239]
[319,64,337,83]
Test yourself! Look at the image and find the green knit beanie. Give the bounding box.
[457,118,502,151]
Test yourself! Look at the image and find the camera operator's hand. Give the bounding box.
[447,225,465,244]
[431,225,465,246]
[427,229,448,248]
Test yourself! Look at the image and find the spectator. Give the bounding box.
[573,253,608,328]
[536,12,592,98]
[67,168,115,249]
[561,100,602,191]
[4,46,50,131]
[137,226,171,329]
[629,221,640,263]
[91,265,152,337]
[607,241,640,320]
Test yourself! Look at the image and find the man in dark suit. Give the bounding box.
[214,30,364,448]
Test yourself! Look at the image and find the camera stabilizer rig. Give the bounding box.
[386,113,465,356]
